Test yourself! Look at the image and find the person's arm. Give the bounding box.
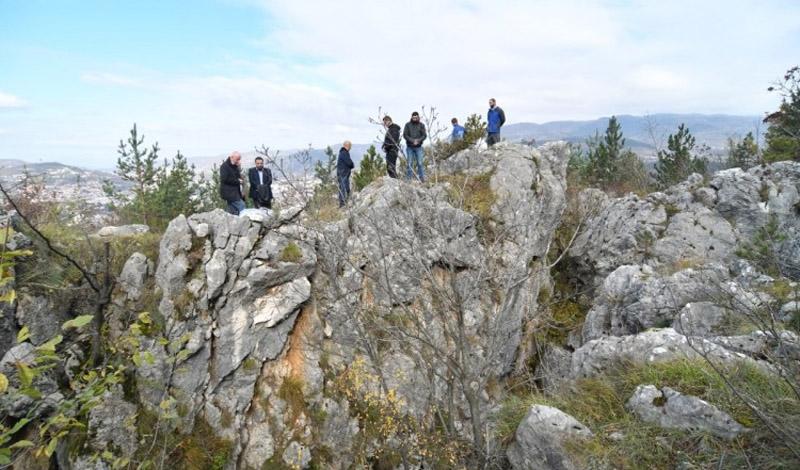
[420,123,427,143]
[265,168,272,186]
[499,108,506,127]
[347,152,355,169]
[403,123,411,143]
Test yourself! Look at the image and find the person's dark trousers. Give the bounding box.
[385,149,398,178]
[338,175,350,207]
[487,133,500,146]
[226,199,245,215]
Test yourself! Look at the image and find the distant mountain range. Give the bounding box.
[503,113,764,153]
[187,114,764,170]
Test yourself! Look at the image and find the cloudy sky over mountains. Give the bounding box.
[1,0,799,168]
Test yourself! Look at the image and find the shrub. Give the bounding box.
[280,242,303,263]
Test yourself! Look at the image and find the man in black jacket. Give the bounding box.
[337,141,354,207]
[382,115,401,178]
[219,151,245,215]
[248,156,273,209]
[403,111,427,182]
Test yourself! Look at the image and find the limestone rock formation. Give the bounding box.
[506,405,593,470]
[626,384,748,439]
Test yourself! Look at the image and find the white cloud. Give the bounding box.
[4,0,799,167]
[0,92,26,108]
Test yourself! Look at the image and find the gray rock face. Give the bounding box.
[571,328,762,379]
[712,162,800,279]
[626,384,748,439]
[282,441,312,469]
[315,143,567,440]
[568,193,667,286]
[135,207,316,465]
[117,252,152,302]
[581,264,729,342]
[673,302,731,336]
[15,293,71,346]
[506,405,593,470]
[569,161,800,289]
[87,389,138,458]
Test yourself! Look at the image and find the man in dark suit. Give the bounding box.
[248,156,273,209]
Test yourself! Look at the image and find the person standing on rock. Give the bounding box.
[403,111,427,182]
[382,115,401,178]
[248,156,273,209]
[337,141,354,208]
[220,151,246,215]
[487,98,506,146]
[450,118,465,142]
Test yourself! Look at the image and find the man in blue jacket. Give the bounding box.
[487,98,506,146]
[450,118,465,142]
[337,141,354,208]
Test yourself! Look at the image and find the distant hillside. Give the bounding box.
[503,113,764,152]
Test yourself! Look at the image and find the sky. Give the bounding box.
[0,0,799,168]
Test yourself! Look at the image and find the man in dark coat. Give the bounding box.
[486,98,506,146]
[382,115,401,178]
[248,156,273,209]
[337,141,354,207]
[220,151,245,215]
[403,111,427,182]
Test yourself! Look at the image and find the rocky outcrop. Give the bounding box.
[110,142,569,468]
[506,405,593,470]
[626,384,748,439]
[570,328,765,379]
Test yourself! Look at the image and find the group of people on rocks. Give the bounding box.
[220,98,506,214]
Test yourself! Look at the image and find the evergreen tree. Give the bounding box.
[586,116,625,186]
[151,151,197,228]
[463,113,487,146]
[354,145,385,191]
[314,146,337,191]
[114,124,160,225]
[764,66,800,163]
[653,124,708,188]
[726,132,760,169]
[196,165,224,212]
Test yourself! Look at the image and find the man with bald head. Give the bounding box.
[336,141,354,208]
[220,151,246,215]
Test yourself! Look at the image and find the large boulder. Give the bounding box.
[626,384,748,439]
[571,328,765,379]
[506,405,593,470]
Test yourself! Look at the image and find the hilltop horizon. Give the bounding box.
[0,112,764,171]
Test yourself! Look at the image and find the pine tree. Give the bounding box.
[463,113,487,146]
[763,66,800,163]
[115,124,160,225]
[314,146,337,191]
[653,124,708,188]
[354,145,386,191]
[726,132,760,169]
[151,151,197,229]
[581,115,650,192]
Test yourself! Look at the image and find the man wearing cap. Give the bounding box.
[403,111,427,182]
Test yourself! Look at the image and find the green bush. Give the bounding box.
[279,242,303,263]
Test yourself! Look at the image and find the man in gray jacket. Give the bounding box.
[403,111,427,182]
